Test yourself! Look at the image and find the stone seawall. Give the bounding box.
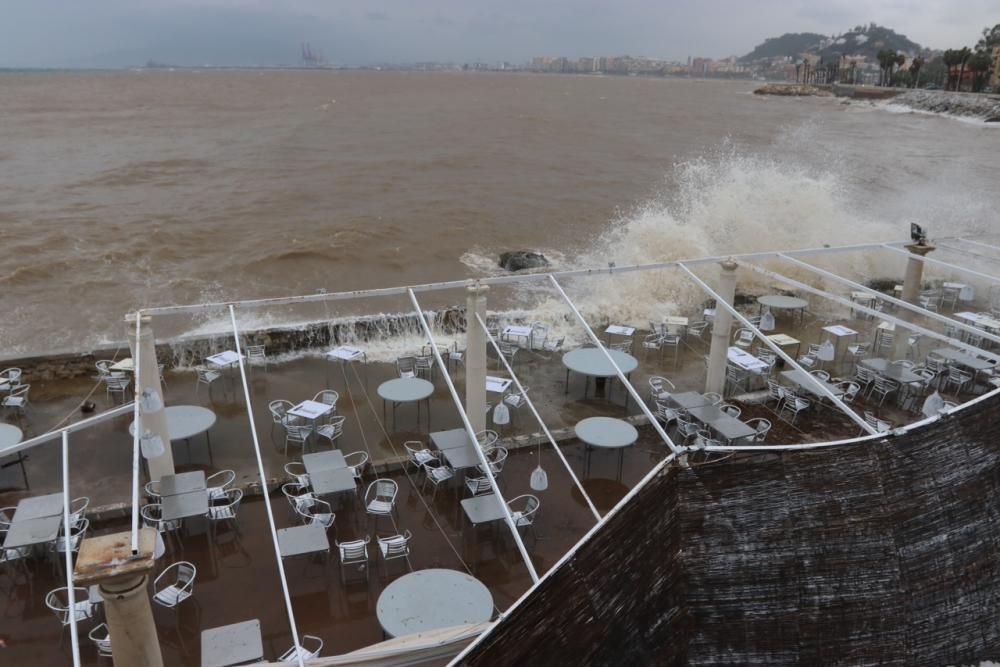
[3,306,468,382]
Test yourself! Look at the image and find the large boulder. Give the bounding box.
[498,250,550,272]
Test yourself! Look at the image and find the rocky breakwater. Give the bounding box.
[888,89,1000,122]
[753,83,834,97]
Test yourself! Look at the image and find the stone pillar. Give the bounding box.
[895,241,935,358]
[126,314,174,480]
[465,283,489,433]
[75,529,163,667]
[705,259,738,395]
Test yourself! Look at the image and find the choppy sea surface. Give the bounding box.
[1,70,997,360]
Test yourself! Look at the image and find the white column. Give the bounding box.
[895,242,935,358]
[465,283,488,433]
[705,259,738,394]
[126,315,174,480]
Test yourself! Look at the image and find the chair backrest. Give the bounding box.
[702,392,722,405]
[810,369,831,382]
[746,418,772,441]
[296,497,333,525]
[88,623,112,656]
[313,390,339,406]
[344,451,369,479]
[246,344,265,358]
[206,469,236,491]
[45,587,89,625]
[323,416,346,437]
[476,430,499,449]
[508,495,540,525]
[337,536,370,562]
[8,383,30,399]
[0,367,22,384]
[396,356,417,377]
[195,366,216,382]
[649,376,674,396]
[379,530,412,558]
[283,461,309,485]
[610,341,632,353]
[767,379,785,400]
[487,446,508,472]
[285,423,313,440]
[837,381,861,402]
[415,354,434,370]
[405,442,431,465]
[282,482,314,511]
[720,403,742,418]
[95,361,114,377]
[865,411,891,433]
[368,479,398,504]
[70,496,90,522]
[466,476,493,494]
[734,328,754,343]
[654,400,679,422]
[210,489,243,519]
[269,400,293,423]
[140,503,164,528]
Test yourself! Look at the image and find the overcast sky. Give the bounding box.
[0,1,995,68]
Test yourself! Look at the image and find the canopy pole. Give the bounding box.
[61,430,82,667]
[547,275,683,454]
[228,305,306,667]
[474,313,602,523]
[130,312,142,556]
[676,264,878,436]
[406,289,540,584]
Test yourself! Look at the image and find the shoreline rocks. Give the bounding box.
[753,83,834,97]
[884,89,1000,121]
[498,250,550,272]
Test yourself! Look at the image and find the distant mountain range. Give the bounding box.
[741,23,923,62]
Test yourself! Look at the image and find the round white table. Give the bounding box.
[377,378,434,429]
[757,295,808,324]
[130,405,217,463]
[562,348,638,405]
[575,417,638,480]
[0,423,27,488]
[376,569,493,638]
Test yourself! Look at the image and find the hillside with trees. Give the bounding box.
[741,23,922,62]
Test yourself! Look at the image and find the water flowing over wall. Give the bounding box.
[459,392,1000,666]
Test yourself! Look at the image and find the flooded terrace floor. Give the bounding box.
[0,302,985,663]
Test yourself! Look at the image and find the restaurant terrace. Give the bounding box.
[2,230,1000,665]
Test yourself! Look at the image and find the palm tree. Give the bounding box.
[909,56,924,88]
[956,47,972,91]
[967,51,992,92]
[942,49,959,90]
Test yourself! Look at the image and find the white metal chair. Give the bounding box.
[52,518,88,558]
[335,536,370,584]
[103,376,131,404]
[702,392,723,406]
[269,399,297,440]
[281,482,316,518]
[88,623,113,659]
[283,423,314,456]
[778,395,811,424]
[295,496,335,529]
[377,530,413,578]
[208,489,243,527]
[942,365,973,396]
[279,635,324,662]
[245,344,267,371]
[530,322,549,350]
[476,430,499,450]
[152,561,196,609]
[507,495,540,542]
[283,461,309,487]
[478,446,508,478]
[365,479,398,525]
[422,459,455,499]
[541,337,565,354]
[315,415,346,449]
[448,341,466,372]
[766,379,788,412]
[720,403,742,419]
[744,417,772,442]
[835,381,862,403]
[733,328,755,349]
[415,354,435,380]
[503,386,529,417]
[45,586,96,628]
[864,411,892,434]
[810,369,831,382]
[869,376,899,406]
[464,475,494,497]
[725,365,749,396]
[0,367,22,391]
[344,451,369,489]
[69,496,90,527]
[206,470,236,501]
[497,341,519,368]
[194,366,222,397]
[313,389,339,416]
[653,400,680,426]
[2,384,30,416]
[140,503,181,548]
[396,356,417,378]
[404,441,437,476]
[675,416,700,444]
[647,375,675,405]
